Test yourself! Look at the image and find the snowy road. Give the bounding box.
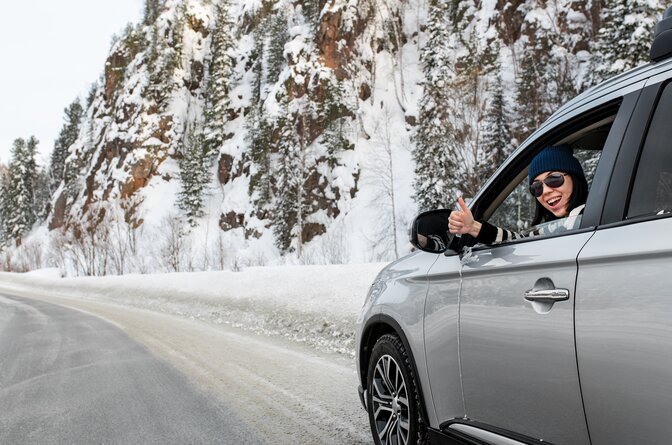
[0,291,372,445]
[0,293,263,444]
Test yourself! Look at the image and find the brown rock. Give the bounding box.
[104,50,127,104]
[359,83,371,101]
[302,222,326,243]
[48,192,68,230]
[218,154,234,184]
[187,14,208,37]
[219,211,245,230]
[184,60,204,92]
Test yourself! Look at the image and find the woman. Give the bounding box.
[449,144,588,244]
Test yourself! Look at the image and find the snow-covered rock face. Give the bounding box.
[1,0,666,275]
[22,0,424,274]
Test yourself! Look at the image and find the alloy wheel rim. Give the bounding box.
[372,354,410,445]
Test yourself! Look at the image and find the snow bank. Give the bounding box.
[0,263,388,356]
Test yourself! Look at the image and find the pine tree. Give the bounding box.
[203,1,235,157]
[147,4,185,109]
[177,124,211,226]
[272,104,300,253]
[248,113,273,206]
[246,33,272,208]
[249,30,265,105]
[266,12,289,85]
[50,98,84,190]
[271,97,314,256]
[0,162,11,247]
[144,0,163,25]
[514,43,548,142]
[34,166,51,220]
[423,0,501,199]
[592,0,665,83]
[6,137,39,244]
[477,70,513,182]
[412,0,457,211]
[301,0,322,28]
[319,77,352,154]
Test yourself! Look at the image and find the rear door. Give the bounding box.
[576,76,672,445]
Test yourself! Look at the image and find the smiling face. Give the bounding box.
[534,171,574,218]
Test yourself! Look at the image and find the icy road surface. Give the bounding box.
[0,293,263,444]
[0,290,371,445]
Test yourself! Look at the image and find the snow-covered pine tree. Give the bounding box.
[554,0,595,94]
[412,0,458,211]
[592,0,665,83]
[246,31,273,209]
[50,98,84,190]
[177,124,211,226]
[248,113,273,206]
[203,1,235,157]
[249,31,265,105]
[477,69,513,182]
[266,11,289,86]
[33,166,51,221]
[513,1,595,140]
[0,162,10,247]
[143,0,163,25]
[164,4,185,85]
[514,41,548,142]
[319,77,352,154]
[272,93,318,257]
[147,4,185,109]
[6,137,39,245]
[301,0,322,28]
[480,68,533,231]
[272,101,301,253]
[441,0,499,198]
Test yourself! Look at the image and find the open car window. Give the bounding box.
[478,117,612,246]
[488,147,601,234]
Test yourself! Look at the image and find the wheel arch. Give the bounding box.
[359,314,431,425]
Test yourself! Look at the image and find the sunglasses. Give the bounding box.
[529,173,569,197]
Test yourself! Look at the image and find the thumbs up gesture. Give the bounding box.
[449,197,476,235]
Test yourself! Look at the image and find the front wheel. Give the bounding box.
[366,333,426,445]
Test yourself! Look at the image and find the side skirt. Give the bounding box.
[430,419,553,445]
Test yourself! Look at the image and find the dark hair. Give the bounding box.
[531,172,588,225]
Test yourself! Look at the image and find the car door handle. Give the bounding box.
[524,289,570,302]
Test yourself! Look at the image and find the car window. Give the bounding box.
[482,112,616,245]
[627,82,672,219]
[488,147,602,234]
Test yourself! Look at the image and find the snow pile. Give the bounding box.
[0,263,387,355]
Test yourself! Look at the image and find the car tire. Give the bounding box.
[366,333,427,445]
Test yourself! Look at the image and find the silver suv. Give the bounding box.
[356,7,672,445]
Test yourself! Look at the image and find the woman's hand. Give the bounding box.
[449,197,481,237]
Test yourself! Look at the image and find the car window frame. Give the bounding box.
[600,70,672,228]
[464,90,640,251]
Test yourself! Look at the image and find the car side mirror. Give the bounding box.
[409,209,457,254]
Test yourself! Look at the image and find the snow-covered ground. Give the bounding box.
[0,263,387,356]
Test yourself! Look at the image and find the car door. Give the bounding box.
[576,77,672,445]
[448,94,638,444]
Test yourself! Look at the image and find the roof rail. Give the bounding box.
[651,6,672,62]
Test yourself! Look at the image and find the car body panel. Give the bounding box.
[423,253,465,424]
[576,218,672,445]
[458,232,593,445]
[355,250,441,425]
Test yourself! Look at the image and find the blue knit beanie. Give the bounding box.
[528,144,585,185]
